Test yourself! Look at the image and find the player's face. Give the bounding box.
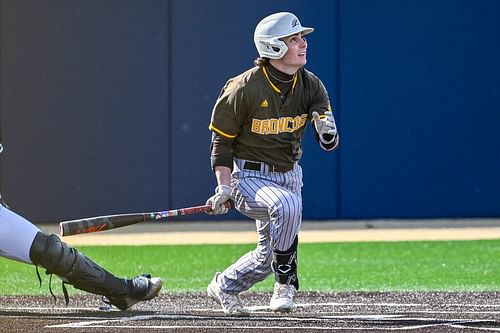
[280,33,308,69]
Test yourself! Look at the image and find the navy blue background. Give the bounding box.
[1,0,499,222]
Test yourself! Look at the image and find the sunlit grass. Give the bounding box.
[0,240,498,295]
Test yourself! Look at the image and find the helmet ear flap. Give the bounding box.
[256,38,288,59]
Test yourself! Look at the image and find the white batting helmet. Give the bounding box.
[254,12,314,59]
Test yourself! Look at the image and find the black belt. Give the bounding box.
[243,161,294,173]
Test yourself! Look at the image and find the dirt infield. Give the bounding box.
[1,291,499,332]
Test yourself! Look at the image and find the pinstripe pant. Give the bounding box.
[216,158,303,293]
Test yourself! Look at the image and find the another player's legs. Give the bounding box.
[29,232,162,310]
[0,206,40,263]
[0,206,162,310]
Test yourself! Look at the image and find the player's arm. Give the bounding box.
[206,79,243,214]
[308,73,339,151]
[206,132,234,215]
[211,132,233,187]
[214,165,232,187]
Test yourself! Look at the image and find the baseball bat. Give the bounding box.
[59,202,231,237]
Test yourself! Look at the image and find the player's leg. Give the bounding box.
[237,178,301,309]
[215,218,274,292]
[210,173,301,306]
[207,218,272,316]
[270,235,299,312]
[0,206,40,263]
[29,231,162,310]
[232,166,303,311]
[213,178,301,291]
[0,206,162,310]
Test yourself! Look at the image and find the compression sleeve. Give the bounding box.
[210,132,234,171]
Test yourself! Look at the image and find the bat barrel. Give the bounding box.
[59,214,147,237]
[59,218,110,237]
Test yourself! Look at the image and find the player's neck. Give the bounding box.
[266,64,295,83]
[269,59,301,75]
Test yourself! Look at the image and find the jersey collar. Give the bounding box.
[262,66,298,94]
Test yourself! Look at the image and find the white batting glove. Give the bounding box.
[206,185,231,215]
[312,111,337,144]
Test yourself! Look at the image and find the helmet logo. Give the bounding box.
[291,18,299,28]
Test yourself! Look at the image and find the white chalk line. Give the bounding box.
[242,301,500,312]
[41,301,500,331]
[47,319,500,331]
[45,324,408,330]
[0,306,119,312]
[449,325,500,331]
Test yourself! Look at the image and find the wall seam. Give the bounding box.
[167,0,173,210]
[335,0,342,219]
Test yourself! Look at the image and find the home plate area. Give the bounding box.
[0,291,499,332]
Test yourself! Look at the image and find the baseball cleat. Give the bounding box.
[270,282,296,312]
[107,274,162,311]
[207,272,250,317]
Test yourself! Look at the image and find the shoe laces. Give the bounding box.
[273,283,296,299]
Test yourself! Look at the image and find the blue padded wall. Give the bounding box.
[339,0,500,218]
[1,0,499,222]
[1,0,169,221]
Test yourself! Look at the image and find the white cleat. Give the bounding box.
[270,282,296,312]
[207,273,250,317]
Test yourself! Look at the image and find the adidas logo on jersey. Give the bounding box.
[260,100,269,108]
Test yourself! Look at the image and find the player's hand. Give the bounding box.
[206,185,231,215]
[312,111,337,143]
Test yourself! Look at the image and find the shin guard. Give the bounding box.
[29,232,128,302]
[272,236,299,290]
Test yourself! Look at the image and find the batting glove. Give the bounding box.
[312,111,337,144]
[206,185,231,215]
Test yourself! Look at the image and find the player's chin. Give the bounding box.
[298,56,307,65]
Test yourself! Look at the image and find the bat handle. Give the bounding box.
[206,200,233,213]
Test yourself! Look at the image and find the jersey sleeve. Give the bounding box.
[307,73,333,118]
[209,79,246,139]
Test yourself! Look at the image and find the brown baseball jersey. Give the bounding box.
[209,65,334,170]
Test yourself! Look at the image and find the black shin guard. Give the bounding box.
[272,236,299,290]
[29,232,128,302]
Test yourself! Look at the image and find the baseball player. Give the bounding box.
[0,196,162,310]
[205,12,339,316]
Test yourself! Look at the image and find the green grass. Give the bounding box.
[0,240,498,295]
